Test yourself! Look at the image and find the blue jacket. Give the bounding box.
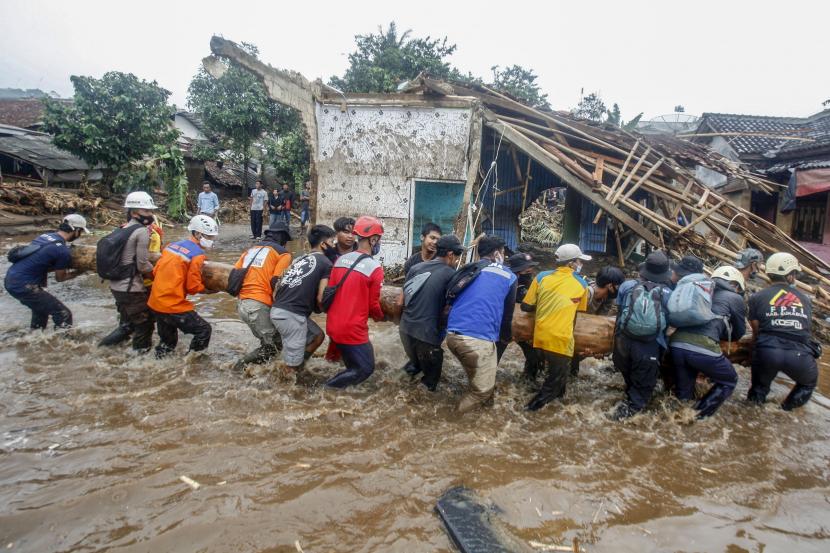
[447,261,518,342]
[4,232,71,293]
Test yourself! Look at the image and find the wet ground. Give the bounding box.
[1,224,829,552]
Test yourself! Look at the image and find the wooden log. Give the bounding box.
[71,244,758,361]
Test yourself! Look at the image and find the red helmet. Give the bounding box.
[353,215,384,238]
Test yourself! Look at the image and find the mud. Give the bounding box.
[1,225,829,552]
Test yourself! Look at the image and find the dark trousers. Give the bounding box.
[8,284,72,330]
[152,310,212,356]
[250,209,264,238]
[671,347,738,417]
[613,335,662,413]
[497,340,544,381]
[400,330,444,390]
[326,342,375,388]
[748,346,818,410]
[100,289,154,350]
[526,351,572,411]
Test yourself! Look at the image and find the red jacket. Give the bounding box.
[325,251,384,345]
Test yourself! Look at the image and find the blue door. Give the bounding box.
[412,180,465,249]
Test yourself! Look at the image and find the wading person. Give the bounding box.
[399,234,463,391]
[197,182,219,217]
[270,225,337,375]
[570,265,625,376]
[669,265,747,418]
[521,244,591,411]
[746,252,819,410]
[446,235,517,413]
[233,220,293,371]
[497,252,543,383]
[98,192,158,351]
[147,215,219,357]
[403,222,442,275]
[324,216,385,388]
[611,250,672,420]
[4,214,89,330]
[249,180,268,239]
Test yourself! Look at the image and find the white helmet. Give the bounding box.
[63,213,90,234]
[712,265,746,292]
[187,214,218,236]
[124,191,158,210]
[555,243,592,262]
[766,252,800,277]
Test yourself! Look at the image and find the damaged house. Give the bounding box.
[206,36,830,316]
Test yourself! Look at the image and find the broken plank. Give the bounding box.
[593,139,640,224]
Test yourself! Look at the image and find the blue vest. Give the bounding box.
[447,262,517,342]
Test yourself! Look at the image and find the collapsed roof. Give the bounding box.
[207,36,830,311]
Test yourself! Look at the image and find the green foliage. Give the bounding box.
[263,126,310,189]
[572,92,608,122]
[329,22,460,93]
[43,72,179,174]
[114,143,188,220]
[490,65,550,109]
[622,113,643,131]
[606,103,622,127]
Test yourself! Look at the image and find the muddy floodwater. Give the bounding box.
[1,224,829,552]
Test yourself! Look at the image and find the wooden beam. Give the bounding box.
[485,118,662,247]
[678,199,728,235]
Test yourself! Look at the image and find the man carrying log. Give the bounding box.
[747,252,819,410]
[98,191,159,352]
[611,250,673,420]
[402,222,442,275]
[497,253,543,384]
[521,244,591,411]
[446,235,517,413]
[233,220,293,371]
[734,248,765,286]
[4,214,89,330]
[147,215,219,357]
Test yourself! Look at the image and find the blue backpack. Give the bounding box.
[620,281,666,339]
[667,274,718,328]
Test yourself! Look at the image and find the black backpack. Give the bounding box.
[96,224,144,281]
[445,259,490,305]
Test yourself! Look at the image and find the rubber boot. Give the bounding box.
[782,384,814,411]
[233,346,269,372]
[746,387,768,405]
[694,384,734,419]
[99,324,132,347]
[401,360,420,377]
[608,401,637,421]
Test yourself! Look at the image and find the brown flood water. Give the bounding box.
[1,224,829,552]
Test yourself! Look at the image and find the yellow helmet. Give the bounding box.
[712,265,746,292]
[765,252,800,276]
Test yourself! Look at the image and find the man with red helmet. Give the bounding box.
[324,215,386,387]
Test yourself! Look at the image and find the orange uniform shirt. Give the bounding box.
[147,238,207,314]
[234,245,292,306]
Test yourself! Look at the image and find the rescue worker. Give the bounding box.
[147,214,219,357]
[497,253,544,383]
[324,216,385,388]
[270,225,337,374]
[571,265,625,376]
[99,191,158,351]
[399,234,463,391]
[611,250,672,419]
[403,222,442,275]
[446,235,517,413]
[521,244,591,411]
[4,214,89,329]
[747,252,818,410]
[233,220,293,371]
[670,265,747,418]
[734,248,765,285]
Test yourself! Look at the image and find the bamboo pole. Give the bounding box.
[593,139,640,224]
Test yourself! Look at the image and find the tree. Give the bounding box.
[606,103,622,127]
[572,92,607,122]
[43,72,179,182]
[330,22,460,93]
[490,65,550,109]
[188,42,282,197]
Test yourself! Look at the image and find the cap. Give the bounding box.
[734,248,764,270]
[436,234,463,253]
[555,243,591,262]
[63,213,90,234]
[506,253,539,273]
[265,220,292,240]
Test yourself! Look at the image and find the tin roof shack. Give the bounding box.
[0,125,102,185]
[691,111,830,254]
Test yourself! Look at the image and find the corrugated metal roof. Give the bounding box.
[0,133,90,171]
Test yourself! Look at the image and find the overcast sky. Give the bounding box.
[1,0,827,121]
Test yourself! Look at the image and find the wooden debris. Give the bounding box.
[179,475,201,490]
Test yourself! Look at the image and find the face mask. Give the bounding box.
[137,214,154,226]
[371,240,381,256]
[199,237,214,249]
[518,273,533,286]
[574,262,583,274]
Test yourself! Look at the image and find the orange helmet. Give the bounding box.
[353,215,384,238]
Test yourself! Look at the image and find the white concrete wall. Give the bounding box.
[315,103,473,266]
[174,115,206,141]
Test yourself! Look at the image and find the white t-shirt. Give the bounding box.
[250,188,268,211]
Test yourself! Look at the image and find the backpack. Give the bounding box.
[96,224,144,281]
[445,260,490,305]
[7,243,42,263]
[227,247,267,297]
[320,253,371,312]
[620,281,665,340]
[667,274,718,328]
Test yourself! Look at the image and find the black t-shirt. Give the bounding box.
[400,259,456,345]
[403,251,428,275]
[748,284,813,351]
[274,252,333,317]
[268,193,282,213]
